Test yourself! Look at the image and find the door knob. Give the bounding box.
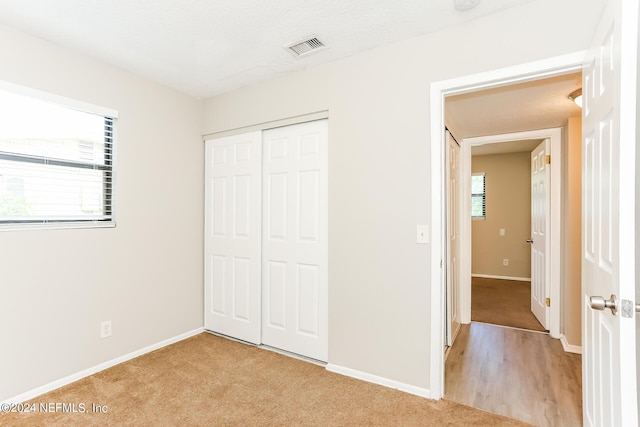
[589,294,617,315]
[525,239,534,243]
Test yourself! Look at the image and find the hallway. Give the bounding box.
[445,322,582,426]
[471,277,545,332]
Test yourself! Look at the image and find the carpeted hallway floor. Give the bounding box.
[471,277,546,332]
[1,333,532,426]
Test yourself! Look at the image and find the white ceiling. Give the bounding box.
[0,0,579,143]
[446,72,583,141]
[0,0,536,99]
[470,138,544,156]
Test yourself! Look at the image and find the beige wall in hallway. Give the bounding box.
[471,152,532,279]
[563,117,582,347]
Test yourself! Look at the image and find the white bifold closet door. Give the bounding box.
[261,120,328,362]
[204,120,328,362]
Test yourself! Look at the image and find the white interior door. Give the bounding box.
[530,139,549,330]
[582,0,638,425]
[446,130,461,346]
[261,119,328,361]
[204,132,262,344]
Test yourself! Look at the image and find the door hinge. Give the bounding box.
[545,155,551,164]
[546,297,551,307]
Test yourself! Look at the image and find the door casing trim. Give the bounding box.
[460,128,562,337]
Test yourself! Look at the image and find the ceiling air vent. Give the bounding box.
[285,35,326,58]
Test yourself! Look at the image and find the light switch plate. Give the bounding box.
[417,225,429,244]
[499,228,505,236]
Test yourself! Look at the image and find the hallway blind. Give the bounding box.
[471,173,486,219]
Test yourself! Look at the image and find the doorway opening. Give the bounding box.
[459,128,563,337]
[430,52,585,425]
[445,78,581,427]
[467,137,546,333]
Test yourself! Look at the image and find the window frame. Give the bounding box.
[471,172,486,220]
[0,81,118,231]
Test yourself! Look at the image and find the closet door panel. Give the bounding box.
[204,132,262,344]
[262,120,328,361]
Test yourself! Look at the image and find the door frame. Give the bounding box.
[429,51,585,399]
[445,130,462,347]
[459,129,561,337]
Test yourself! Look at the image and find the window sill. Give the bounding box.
[0,221,116,232]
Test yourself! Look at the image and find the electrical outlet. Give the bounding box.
[100,320,112,339]
[503,259,509,266]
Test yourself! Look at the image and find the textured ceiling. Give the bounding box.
[0,0,536,98]
[470,139,544,156]
[446,72,583,141]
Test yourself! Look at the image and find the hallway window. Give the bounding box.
[471,173,486,219]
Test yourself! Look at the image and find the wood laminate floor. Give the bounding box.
[445,322,582,427]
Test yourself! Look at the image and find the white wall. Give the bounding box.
[636,0,640,415]
[0,25,203,400]
[204,0,605,391]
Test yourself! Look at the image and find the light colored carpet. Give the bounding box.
[1,333,532,426]
[471,277,546,332]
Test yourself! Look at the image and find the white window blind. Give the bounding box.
[0,88,115,227]
[471,173,486,219]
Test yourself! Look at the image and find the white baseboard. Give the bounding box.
[472,274,531,282]
[326,364,432,399]
[2,327,205,404]
[560,335,582,354]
